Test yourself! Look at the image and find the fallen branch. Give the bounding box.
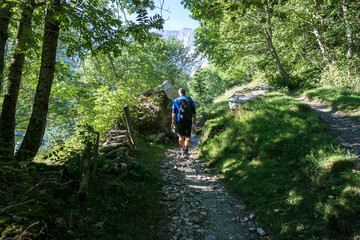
[0,199,36,214]
[18,221,40,240]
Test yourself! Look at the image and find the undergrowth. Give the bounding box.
[0,136,169,240]
[199,92,360,239]
[303,87,360,120]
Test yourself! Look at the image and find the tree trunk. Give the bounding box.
[0,2,34,160]
[342,0,353,77]
[124,105,140,151]
[0,5,12,94]
[15,0,61,161]
[78,141,93,200]
[306,7,331,65]
[263,6,290,82]
[313,27,330,64]
[91,132,100,181]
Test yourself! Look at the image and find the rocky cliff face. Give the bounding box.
[155,28,195,48]
[155,28,209,74]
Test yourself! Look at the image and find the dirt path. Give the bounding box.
[296,97,360,161]
[157,136,269,240]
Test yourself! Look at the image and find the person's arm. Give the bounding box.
[172,99,177,128]
[171,113,176,128]
[190,98,197,127]
[192,113,197,127]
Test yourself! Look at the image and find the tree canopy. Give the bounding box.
[183,0,360,90]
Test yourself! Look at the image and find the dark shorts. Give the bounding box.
[176,120,192,138]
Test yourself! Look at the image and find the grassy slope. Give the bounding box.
[0,137,170,240]
[303,87,360,119]
[199,92,360,239]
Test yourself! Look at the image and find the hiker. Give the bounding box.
[171,88,196,156]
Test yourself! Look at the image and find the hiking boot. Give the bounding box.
[179,149,184,157]
[184,147,189,156]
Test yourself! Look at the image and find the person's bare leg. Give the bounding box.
[184,137,191,156]
[185,137,191,147]
[178,136,185,150]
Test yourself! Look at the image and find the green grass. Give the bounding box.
[0,136,170,240]
[303,87,360,119]
[77,137,170,240]
[199,92,360,239]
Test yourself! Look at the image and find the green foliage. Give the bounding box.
[1,134,170,239]
[183,0,360,91]
[188,66,226,104]
[198,92,360,239]
[70,37,191,134]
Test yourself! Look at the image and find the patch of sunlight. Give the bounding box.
[296,223,309,232]
[249,159,262,167]
[33,157,65,166]
[315,202,324,211]
[236,170,246,177]
[213,85,242,103]
[187,184,213,192]
[280,223,290,234]
[323,202,335,217]
[320,154,348,171]
[235,110,257,122]
[223,158,237,170]
[342,186,358,196]
[287,190,303,206]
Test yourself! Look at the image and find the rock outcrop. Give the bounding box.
[155,80,178,100]
[228,85,276,110]
[133,89,174,138]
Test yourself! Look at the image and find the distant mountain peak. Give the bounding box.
[155,28,195,48]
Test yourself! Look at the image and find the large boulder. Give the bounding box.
[154,80,178,100]
[133,89,174,137]
[228,85,276,110]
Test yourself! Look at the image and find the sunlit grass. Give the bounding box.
[198,92,360,239]
[303,87,360,119]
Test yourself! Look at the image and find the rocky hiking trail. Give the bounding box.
[296,98,360,162]
[157,136,269,240]
[155,86,360,240]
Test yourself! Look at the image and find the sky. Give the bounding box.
[154,0,199,30]
[126,0,199,31]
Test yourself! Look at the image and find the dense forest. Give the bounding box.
[0,0,196,161]
[0,0,360,239]
[1,0,359,161]
[183,0,360,102]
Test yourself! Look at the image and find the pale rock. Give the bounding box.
[228,85,276,110]
[249,213,256,220]
[155,80,178,100]
[257,228,266,236]
[205,235,216,240]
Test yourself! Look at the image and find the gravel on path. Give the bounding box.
[157,136,270,240]
[296,98,360,162]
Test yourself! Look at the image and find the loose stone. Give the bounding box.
[257,228,266,236]
[157,136,267,240]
